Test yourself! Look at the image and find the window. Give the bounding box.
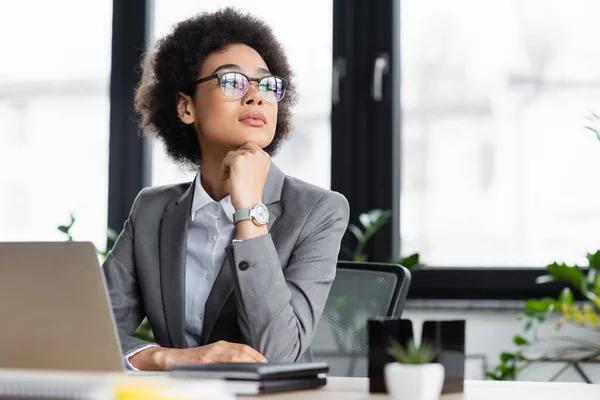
[150,1,332,189]
[400,0,600,267]
[0,1,112,247]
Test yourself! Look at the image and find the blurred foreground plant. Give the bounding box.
[486,251,600,381]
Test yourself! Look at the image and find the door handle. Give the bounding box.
[332,57,346,105]
[372,53,389,101]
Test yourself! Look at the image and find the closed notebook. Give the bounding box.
[169,362,328,395]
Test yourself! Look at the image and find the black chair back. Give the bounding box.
[311,261,411,377]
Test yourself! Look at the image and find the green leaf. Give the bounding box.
[354,254,368,262]
[399,253,420,269]
[500,352,516,363]
[358,210,392,244]
[525,297,556,313]
[544,262,588,295]
[107,228,119,243]
[387,339,434,364]
[586,125,600,140]
[513,335,529,346]
[358,209,391,230]
[485,372,502,380]
[57,226,69,234]
[498,364,517,377]
[524,320,533,332]
[587,251,600,271]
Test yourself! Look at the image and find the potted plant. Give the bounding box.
[385,339,444,400]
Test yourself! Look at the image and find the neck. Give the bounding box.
[199,148,230,201]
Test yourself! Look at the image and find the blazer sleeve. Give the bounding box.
[102,188,157,356]
[227,191,350,363]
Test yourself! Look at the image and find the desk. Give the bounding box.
[238,377,600,399]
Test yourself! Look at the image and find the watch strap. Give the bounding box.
[233,207,251,223]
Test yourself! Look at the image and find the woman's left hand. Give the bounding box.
[220,142,270,211]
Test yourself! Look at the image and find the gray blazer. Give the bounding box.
[102,163,349,363]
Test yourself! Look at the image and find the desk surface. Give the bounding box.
[238,377,600,399]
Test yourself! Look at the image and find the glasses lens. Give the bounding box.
[259,76,286,102]
[220,73,248,99]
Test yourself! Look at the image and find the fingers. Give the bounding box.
[234,342,268,363]
[202,341,267,364]
[220,149,253,181]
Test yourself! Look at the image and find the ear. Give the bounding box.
[176,92,195,124]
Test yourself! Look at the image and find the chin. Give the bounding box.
[236,129,274,148]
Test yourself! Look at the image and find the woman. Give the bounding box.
[103,8,349,371]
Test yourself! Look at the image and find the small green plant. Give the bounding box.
[342,208,420,270]
[344,209,393,262]
[388,339,435,365]
[57,213,118,257]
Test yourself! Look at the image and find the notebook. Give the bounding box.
[170,362,329,395]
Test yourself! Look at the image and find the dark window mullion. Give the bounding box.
[107,0,152,246]
[332,0,395,262]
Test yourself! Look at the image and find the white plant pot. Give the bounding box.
[384,362,445,400]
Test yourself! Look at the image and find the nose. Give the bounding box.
[243,82,264,106]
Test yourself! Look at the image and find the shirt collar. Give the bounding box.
[190,171,235,223]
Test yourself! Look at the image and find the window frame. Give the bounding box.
[331,0,565,301]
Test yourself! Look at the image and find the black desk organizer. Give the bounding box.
[367,318,465,394]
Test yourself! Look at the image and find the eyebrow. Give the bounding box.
[212,64,272,76]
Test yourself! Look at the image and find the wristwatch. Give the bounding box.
[233,202,269,226]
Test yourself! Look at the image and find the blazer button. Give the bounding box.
[238,261,250,271]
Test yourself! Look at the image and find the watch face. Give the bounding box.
[253,203,269,225]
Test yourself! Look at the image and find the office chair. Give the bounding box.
[311,261,411,377]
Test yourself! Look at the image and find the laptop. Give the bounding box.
[170,362,328,395]
[0,242,125,372]
[0,241,329,396]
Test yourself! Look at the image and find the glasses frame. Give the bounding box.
[190,72,289,103]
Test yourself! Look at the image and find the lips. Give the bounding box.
[239,111,267,126]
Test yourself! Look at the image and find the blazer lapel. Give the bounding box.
[200,162,285,344]
[200,252,235,345]
[160,181,194,349]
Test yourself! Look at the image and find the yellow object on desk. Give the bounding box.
[114,378,234,400]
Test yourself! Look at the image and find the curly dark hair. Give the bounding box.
[135,7,297,167]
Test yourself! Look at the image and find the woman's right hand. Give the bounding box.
[129,340,268,371]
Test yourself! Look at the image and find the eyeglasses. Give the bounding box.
[191,72,289,103]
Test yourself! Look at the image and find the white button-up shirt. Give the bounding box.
[184,173,236,347]
[125,172,236,368]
